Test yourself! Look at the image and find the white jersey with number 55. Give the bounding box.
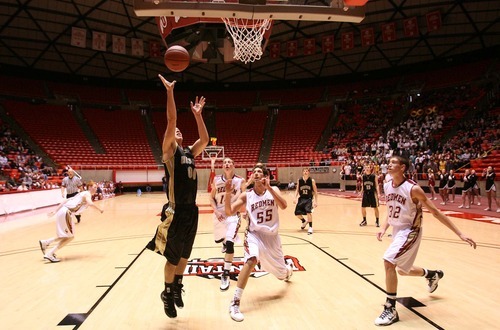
[246,187,280,235]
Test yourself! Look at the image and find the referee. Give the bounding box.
[61,169,83,223]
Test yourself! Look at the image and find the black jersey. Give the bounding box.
[438,173,448,189]
[298,177,313,199]
[164,145,197,205]
[447,173,456,188]
[462,174,473,191]
[469,173,478,187]
[362,173,376,194]
[485,172,496,190]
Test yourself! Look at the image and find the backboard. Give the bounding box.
[135,0,366,22]
[135,0,366,63]
[202,146,225,161]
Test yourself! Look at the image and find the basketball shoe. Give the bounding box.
[307,227,313,235]
[173,283,184,308]
[359,219,367,226]
[229,299,244,322]
[39,240,48,255]
[285,260,293,282]
[374,304,399,326]
[427,270,444,293]
[300,220,307,230]
[43,254,60,263]
[160,289,177,318]
[220,271,230,291]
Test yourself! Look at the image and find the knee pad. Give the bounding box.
[225,241,234,254]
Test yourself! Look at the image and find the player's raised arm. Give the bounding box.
[263,178,287,210]
[159,74,177,161]
[189,96,209,157]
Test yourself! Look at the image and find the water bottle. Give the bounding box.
[137,188,142,197]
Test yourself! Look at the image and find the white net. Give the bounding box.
[222,18,272,64]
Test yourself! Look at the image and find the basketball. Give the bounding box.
[164,45,190,72]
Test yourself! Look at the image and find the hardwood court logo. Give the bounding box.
[183,255,304,280]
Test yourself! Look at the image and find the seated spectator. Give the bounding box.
[17,182,28,191]
[115,181,123,195]
[93,186,103,201]
[22,174,33,189]
[6,174,18,190]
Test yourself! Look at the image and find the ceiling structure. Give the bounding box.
[0,0,498,88]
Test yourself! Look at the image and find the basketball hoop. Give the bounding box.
[222,17,272,64]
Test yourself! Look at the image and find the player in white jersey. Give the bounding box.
[224,164,292,322]
[374,156,476,326]
[39,180,104,263]
[210,157,245,291]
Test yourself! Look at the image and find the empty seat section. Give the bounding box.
[47,82,123,105]
[268,107,331,165]
[3,100,95,165]
[83,108,155,164]
[0,76,46,98]
[214,111,267,166]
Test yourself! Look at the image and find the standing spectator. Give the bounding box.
[374,156,476,326]
[458,169,472,209]
[162,176,167,193]
[438,169,448,205]
[339,160,351,192]
[355,171,363,195]
[115,181,124,195]
[469,169,481,206]
[446,169,457,203]
[380,159,388,178]
[61,169,83,223]
[377,168,385,197]
[427,169,437,200]
[483,166,500,212]
[145,75,209,319]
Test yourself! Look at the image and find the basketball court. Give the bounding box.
[0,189,498,329]
[0,1,498,329]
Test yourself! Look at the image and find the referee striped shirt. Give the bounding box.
[62,176,82,195]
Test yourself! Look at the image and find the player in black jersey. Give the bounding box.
[359,163,380,227]
[293,168,318,235]
[146,75,209,318]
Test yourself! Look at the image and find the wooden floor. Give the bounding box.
[0,189,498,330]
